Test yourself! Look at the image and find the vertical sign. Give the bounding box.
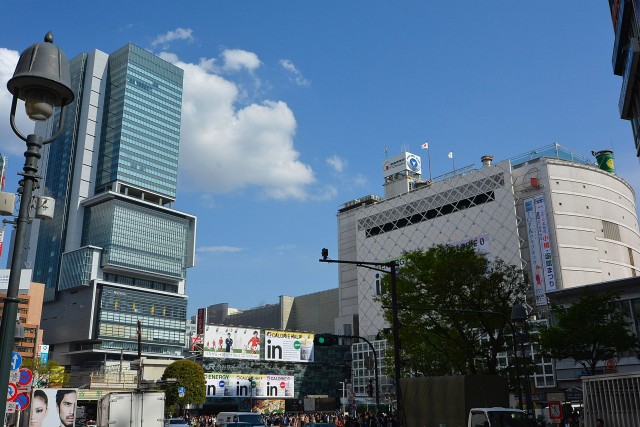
[39,345,49,364]
[534,194,557,292]
[524,198,546,306]
[197,308,205,335]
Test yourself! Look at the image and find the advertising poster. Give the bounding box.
[253,399,285,414]
[264,330,315,363]
[205,373,294,399]
[524,198,547,306]
[30,389,78,427]
[534,194,557,293]
[203,325,261,360]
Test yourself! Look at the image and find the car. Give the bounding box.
[165,418,190,427]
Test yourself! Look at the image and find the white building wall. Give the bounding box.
[345,160,523,339]
[513,158,640,295]
[65,50,108,252]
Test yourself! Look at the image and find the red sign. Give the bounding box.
[6,383,17,402]
[548,401,563,420]
[14,392,30,411]
[197,308,205,335]
[17,368,33,388]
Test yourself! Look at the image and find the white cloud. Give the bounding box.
[326,155,347,173]
[151,28,194,48]
[161,53,317,200]
[279,59,310,86]
[222,49,261,72]
[0,48,33,156]
[198,245,244,253]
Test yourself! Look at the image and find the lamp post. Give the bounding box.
[511,304,534,427]
[319,249,403,423]
[0,32,73,418]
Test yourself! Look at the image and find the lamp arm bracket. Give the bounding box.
[9,92,68,145]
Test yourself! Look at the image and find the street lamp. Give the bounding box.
[511,304,534,427]
[0,32,73,418]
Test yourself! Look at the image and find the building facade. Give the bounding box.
[0,270,44,361]
[608,0,640,157]
[337,144,640,396]
[12,44,196,368]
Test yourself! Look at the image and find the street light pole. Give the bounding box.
[0,33,73,419]
[511,304,534,427]
[320,249,403,422]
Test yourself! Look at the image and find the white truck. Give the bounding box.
[468,407,526,427]
[97,391,165,427]
[583,372,640,427]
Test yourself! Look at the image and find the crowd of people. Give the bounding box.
[185,411,399,427]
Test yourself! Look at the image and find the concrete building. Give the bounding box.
[9,44,196,369]
[0,269,44,361]
[199,288,339,334]
[607,0,640,157]
[337,144,640,395]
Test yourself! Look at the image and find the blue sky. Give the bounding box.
[0,1,638,317]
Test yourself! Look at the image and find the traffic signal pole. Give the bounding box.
[319,249,402,423]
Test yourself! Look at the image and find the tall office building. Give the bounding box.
[12,44,196,367]
[608,0,640,157]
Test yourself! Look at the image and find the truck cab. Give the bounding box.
[468,408,527,427]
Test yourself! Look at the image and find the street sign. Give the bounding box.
[9,371,19,383]
[6,401,16,413]
[7,383,17,402]
[178,386,185,397]
[548,401,563,420]
[17,368,33,388]
[10,352,22,371]
[14,393,30,411]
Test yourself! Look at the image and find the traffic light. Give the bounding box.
[314,333,339,346]
[367,379,374,397]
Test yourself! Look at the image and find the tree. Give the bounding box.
[378,243,528,377]
[161,360,206,416]
[537,290,639,375]
[21,359,71,387]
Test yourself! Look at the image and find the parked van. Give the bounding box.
[215,412,265,427]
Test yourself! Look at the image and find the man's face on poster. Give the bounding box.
[58,392,76,427]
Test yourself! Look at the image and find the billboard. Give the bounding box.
[264,330,314,363]
[205,373,294,398]
[30,389,78,427]
[203,325,261,360]
[382,152,422,178]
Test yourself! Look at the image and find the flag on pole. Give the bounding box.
[421,142,429,149]
[448,151,454,159]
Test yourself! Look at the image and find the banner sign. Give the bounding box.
[205,373,294,398]
[197,308,205,335]
[534,195,557,293]
[264,330,315,363]
[524,198,547,306]
[203,325,261,360]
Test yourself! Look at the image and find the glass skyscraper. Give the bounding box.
[16,44,196,368]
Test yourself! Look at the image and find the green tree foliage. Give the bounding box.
[21,359,71,387]
[537,290,639,375]
[378,243,528,377]
[162,360,206,416]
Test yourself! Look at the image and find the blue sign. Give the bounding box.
[10,352,22,371]
[178,387,185,397]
